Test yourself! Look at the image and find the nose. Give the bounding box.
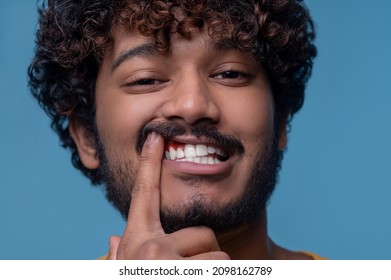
[161,71,221,126]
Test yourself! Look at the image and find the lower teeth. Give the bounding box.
[174,156,220,164]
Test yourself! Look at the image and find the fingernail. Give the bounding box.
[146,132,158,144]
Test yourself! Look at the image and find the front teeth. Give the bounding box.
[184,145,197,158]
[195,144,208,157]
[165,144,225,164]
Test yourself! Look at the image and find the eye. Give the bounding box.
[122,75,168,94]
[125,78,164,86]
[210,69,254,87]
[213,71,243,79]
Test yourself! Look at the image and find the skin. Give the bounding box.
[70,26,311,259]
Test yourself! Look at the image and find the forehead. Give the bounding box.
[106,25,258,70]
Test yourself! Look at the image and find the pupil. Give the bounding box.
[224,71,239,78]
[139,79,155,85]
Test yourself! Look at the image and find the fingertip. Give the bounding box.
[145,132,159,145]
[110,235,121,244]
[142,132,164,157]
[108,235,121,260]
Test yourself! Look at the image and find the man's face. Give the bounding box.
[78,27,286,233]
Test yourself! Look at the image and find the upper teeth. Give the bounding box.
[165,144,226,164]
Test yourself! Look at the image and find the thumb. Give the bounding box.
[107,235,121,260]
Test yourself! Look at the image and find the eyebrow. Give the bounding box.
[111,43,157,72]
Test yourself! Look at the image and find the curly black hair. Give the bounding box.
[28,0,316,185]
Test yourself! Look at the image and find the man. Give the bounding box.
[29,0,317,259]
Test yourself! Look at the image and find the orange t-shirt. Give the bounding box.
[100,251,326,260]
[301,251,327,260]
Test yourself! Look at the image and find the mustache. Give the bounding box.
[136,122,245,156]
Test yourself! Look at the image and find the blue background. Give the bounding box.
[1,1,390,259]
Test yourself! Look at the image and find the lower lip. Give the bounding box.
[162,158,233,176]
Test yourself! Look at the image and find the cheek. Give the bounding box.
[95,92,162,151]
[216,92,275,194]
[220,91,275,142]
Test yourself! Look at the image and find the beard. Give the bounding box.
[95,122,283,234]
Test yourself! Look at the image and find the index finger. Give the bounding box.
[126,132,164,231]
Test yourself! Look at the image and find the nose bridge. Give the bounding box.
[162,68,220,125]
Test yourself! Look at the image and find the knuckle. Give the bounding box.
[216,251,231,260]
[136,157,153,176]
[132,179,159,195]
[116,240,132,259]
[198,226,217,241]
[132,180,148,193]
[139,154,153,166]
[139,240,166,259]
[117,239,168,260]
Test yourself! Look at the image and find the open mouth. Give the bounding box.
[164,140,230,165]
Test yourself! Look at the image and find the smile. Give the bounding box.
[164,141,229,165]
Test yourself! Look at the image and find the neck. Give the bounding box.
[216,210,277,259]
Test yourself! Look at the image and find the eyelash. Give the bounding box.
[123,68,252,89]
[211,69,251,80]
[210,65,253,80]
[123,77,166,87]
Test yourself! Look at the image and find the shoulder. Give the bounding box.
[273,244,327,260]
[299,251,328,260]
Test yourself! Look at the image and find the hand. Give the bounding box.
[108,132,230,260]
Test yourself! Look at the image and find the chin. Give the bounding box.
[159,173,245,208]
